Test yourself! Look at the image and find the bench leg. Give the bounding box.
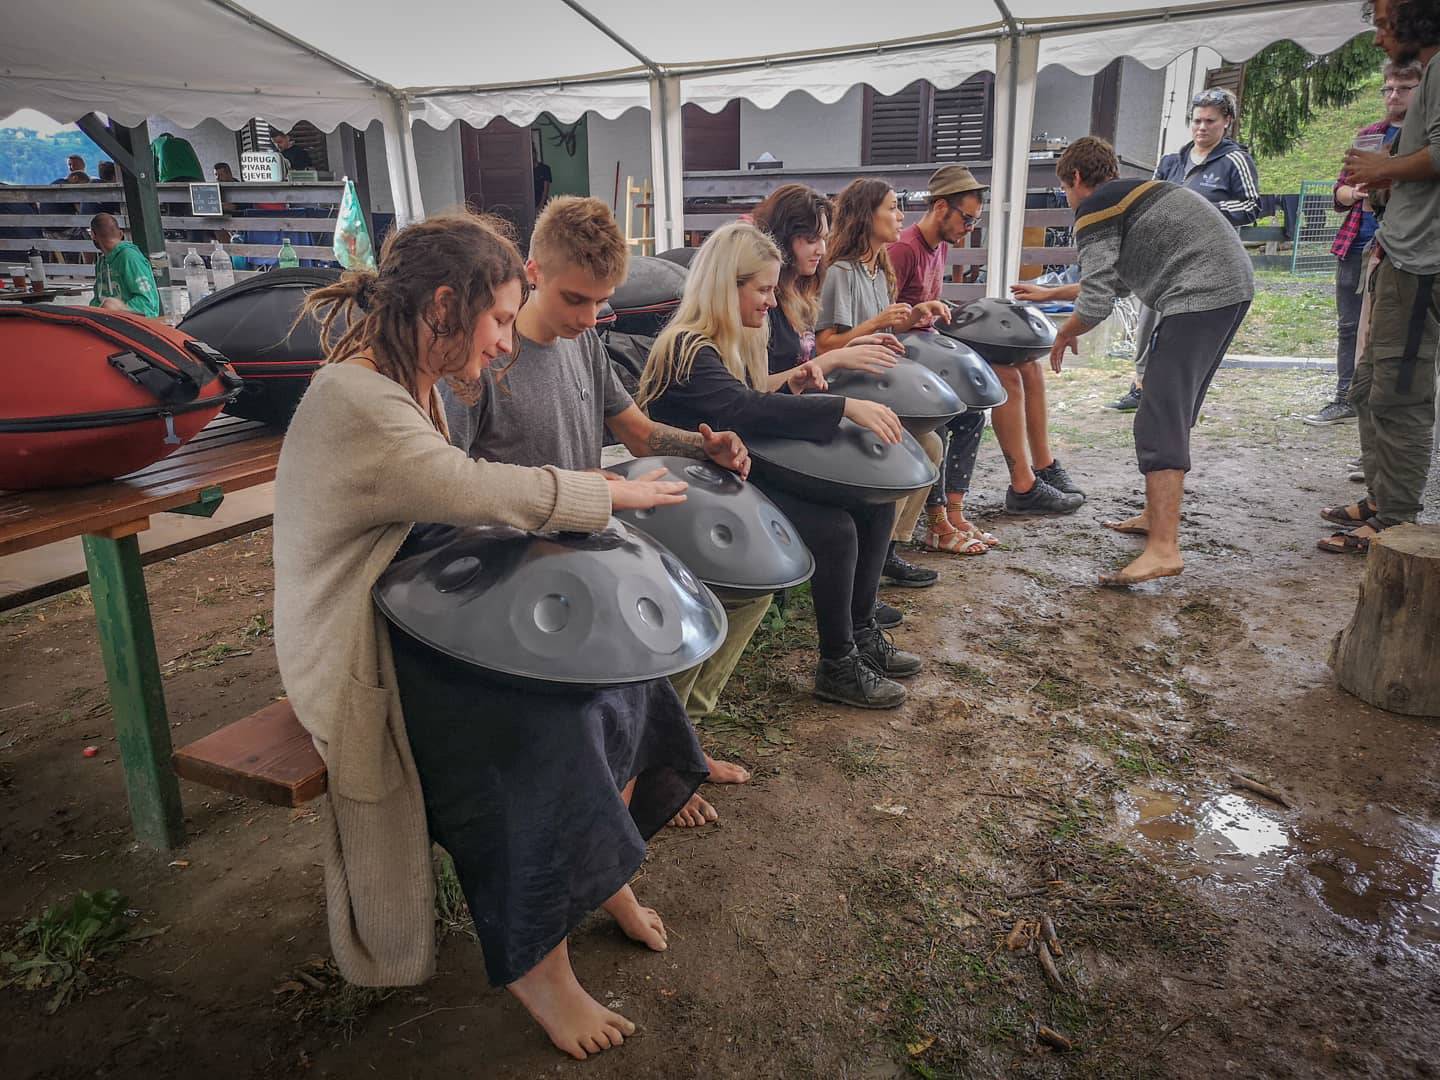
[82,533,185,850]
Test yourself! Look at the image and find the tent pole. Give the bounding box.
[998,36,1040,300]
[648,76,684,254]
[383,94,425,228]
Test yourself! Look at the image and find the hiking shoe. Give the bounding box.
[855,622,924,678]
[874,601,904,630]
[882,552,939,587]
[1035,457,1086,498]
[1304,401,1358,426]
[1104,385,1142,412]
[813,649,906,709]
[1005,478,1084,515]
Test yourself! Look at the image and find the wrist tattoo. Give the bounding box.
[647,425,705,458]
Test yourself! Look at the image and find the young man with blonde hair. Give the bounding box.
[441,196,758,828]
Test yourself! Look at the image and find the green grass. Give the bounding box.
[1254,73,1385,194]
[1228,270,1336,357]
[1,889,161,1013]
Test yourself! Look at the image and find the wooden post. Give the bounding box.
[1330,524,1440,717]
[81,532,185,849]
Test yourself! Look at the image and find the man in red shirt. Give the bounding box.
[890,167,1082,555]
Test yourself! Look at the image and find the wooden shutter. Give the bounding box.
[240,119,329,171]
[931,74,994,161]
[459,118,536,238]
[682,101,741,171]
[1204,63,1247,115]
[862,82,929,165]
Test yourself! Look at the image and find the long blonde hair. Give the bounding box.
[636,222,780,407]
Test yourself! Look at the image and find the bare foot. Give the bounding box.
[704,752,750,784]
[667,791,719,828]
[602,885,668,951]
[1102,513,1149,536]
[1099,550,1183,586]
[507,939,636,1060]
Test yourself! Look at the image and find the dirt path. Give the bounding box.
[2,359,1437,1079]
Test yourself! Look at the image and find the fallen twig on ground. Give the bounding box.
[1038,941,1064,992]
[1228,771,1294,809]
[1037,1024,1073,1051]
[1040,913,1063,957]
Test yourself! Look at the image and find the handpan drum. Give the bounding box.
[745,418,939,510]
[373,520,727,689]
[608,456,815,596]
[941,297,1057,366]
[819,358,963,436]
[898,331,1007,409]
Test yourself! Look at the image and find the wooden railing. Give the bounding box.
[0,182,343,281]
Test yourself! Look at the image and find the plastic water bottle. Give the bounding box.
[182,247,208,307]
[27,247,45,290]
[209,241,236,292]
[277,238,299,269]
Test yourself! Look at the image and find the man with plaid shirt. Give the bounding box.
[1307,59,1423,426]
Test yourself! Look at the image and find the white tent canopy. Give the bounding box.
[3,0,1371,287]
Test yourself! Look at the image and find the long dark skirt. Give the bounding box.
[388,622,708,986]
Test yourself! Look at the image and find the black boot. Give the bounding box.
[813,648,906,709]
[854,621,923,678]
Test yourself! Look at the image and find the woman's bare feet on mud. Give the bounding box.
[668,791,719,828]
[704,752,750,784]
[507,939,636,1060]
[602,885,668,951]
[1102,513,1149,535]
[1099,549,1183,586]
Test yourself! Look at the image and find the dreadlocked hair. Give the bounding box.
[297,210,525,406]
[826,178,897,295]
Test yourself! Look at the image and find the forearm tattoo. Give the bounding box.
[646,424,706,458]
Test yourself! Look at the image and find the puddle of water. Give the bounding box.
[1122,786,1440,950]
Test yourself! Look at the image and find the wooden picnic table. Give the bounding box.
[0,415,283,849]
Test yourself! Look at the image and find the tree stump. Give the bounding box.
[1330,523,1440,717]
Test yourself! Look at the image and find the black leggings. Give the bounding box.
[760,484,895,660]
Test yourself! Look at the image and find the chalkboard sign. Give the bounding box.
[189,182,223,217]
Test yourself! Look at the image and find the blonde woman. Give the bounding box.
[637,222,924,709]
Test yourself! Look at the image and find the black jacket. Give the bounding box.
[1153,137,1261,227]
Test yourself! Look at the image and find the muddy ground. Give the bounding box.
[2,355,1438,1079]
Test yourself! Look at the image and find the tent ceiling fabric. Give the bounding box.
[3,0,1370,130]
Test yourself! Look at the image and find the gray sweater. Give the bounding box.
[1072,179,1254,327]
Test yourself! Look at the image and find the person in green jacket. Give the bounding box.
[88,212,160,317]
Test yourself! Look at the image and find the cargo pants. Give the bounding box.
[669,591,773,721]
[1348,255,1440,528]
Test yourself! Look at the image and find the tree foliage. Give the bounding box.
[0,127,107,185]
[1239,35,1387,157]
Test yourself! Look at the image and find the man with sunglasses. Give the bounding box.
[1307,61,1422,427]
[1104,87,1260,413]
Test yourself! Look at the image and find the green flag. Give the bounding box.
[332,178,376,271]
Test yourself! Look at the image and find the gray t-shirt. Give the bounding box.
[439,329,632,471]
[1377,52,1440,275]
[817,259,891,332]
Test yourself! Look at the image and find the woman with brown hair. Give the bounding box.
[818,178,950,589]
[273,210,702,1061]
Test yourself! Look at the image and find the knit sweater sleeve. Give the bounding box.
[355,372,612,534]
[1073,229,1126,327]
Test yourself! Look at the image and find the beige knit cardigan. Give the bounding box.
[272,364,612,985]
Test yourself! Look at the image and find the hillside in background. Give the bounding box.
[1254,72,1386,193]
[0,127,107,185]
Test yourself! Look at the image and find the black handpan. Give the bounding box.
[898,331,1007,409]
[941,297,1057,366]
[655,247,700,269]
[608,456,815,595]
[745,419,939,509]
[373,520,727,688]
[609,256,688,336]
[820,358,963,436]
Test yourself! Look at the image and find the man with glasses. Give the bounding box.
[1321,0,1440,553]
[1105,86,1260,412]
[1307,61,1422,426]
[891,166,1083,539]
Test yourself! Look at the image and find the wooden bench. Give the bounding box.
[173,699,327,807]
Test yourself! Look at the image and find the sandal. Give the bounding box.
[1316,524,1380,554]
[947,513,1000,548]
[1320,499,1376,527]
[922,527,988,555]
